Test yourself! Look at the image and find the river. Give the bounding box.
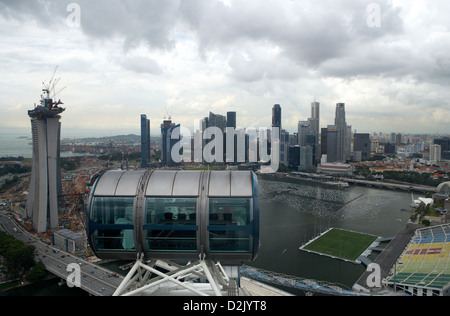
[251,174,414,292]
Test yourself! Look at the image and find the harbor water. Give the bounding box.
[251,175,414,291]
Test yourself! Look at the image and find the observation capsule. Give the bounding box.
[86,170,260,263]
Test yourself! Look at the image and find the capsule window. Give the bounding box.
[209,198,251,225]
[144,198,198,252]
[91,197,135,251]
[208,198,252,253]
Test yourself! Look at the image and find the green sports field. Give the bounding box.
[302,228,378,261]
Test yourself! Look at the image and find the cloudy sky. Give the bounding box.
[1,0,449,138]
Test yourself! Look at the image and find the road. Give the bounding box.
[0,212,123,296]
[342,178,436,193]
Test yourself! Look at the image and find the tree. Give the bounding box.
[0,231,36,278]
[27,261,47,283]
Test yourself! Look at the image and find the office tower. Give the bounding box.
[334,103,351,163]
[391,133,396,144]
[321,127,328,158]
[206,112,227,163]
[299,146,314,171]
[298,121,311,147]
[161,119,176,166]
[288,145,300,169]
[354,133,371,161]
[280,130,290,167]
[326,125,338,163]
[310,101,320,163]
[272,104,282,166]
[434,138,450,152]
[140,114,150,168]
[430,144,442,164]
[26,88,65,233]
[272,104,282,130]
[335,103,346,162]
[434,137,450,160]
[209,111,227,132]
[226,111,240,163]
[396,133,402,146]
[227,111,236,129]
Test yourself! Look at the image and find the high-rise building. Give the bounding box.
[354,133,371,161]
[396,133,402,146]
[209,111,227,132]
[333,103,351,163]
[161,119,176,166]
[227,111,236,129]
[140,114,150,168]
[272,104,282,166]
[272,104,282,130]
[309,102,320,164]
[326,125,338,163]
[298,121,311,147]
[321,127,328,158]
[299,146,314,171]
[280,129,290,167]
[434,137,450,160]
[26,88,65,233]
[430,144,442,164]
[434,138,450,152]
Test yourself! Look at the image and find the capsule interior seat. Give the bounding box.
[87,170,260,264]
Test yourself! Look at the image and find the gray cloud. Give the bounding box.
[121,56,162,75]
[1,0,450,134]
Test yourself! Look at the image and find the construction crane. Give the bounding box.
[70,199,78,231]
[42,65,67,101]
[164,105,173,120]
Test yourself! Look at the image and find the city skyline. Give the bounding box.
[1,1,450,139]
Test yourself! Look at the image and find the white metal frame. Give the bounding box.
[113,254,235,296]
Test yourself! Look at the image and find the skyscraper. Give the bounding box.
[334,103,351,163]
[310,101,320,164]
[430,144,442,164]
[140,114,150,168]
[298,121,311,147]
[354,133,371,161]
[161,119,176,166]
[272,104,282,130]
[272,104,285,167]
[209,111,227,132]
[26,87,65,233]
[326,125,338,163]
[227,111,236,129]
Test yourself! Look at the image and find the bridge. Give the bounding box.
[342,178,436,193]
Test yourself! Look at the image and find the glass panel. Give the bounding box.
[93,197,134,225]
[145,198,197,252]
[93,229,135,251]
[145,197,197,224]
[209,230,251,252]
[209,198,252,252]
[209,198,251,226]
[146,229,197,252]
[92,197,135,251]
